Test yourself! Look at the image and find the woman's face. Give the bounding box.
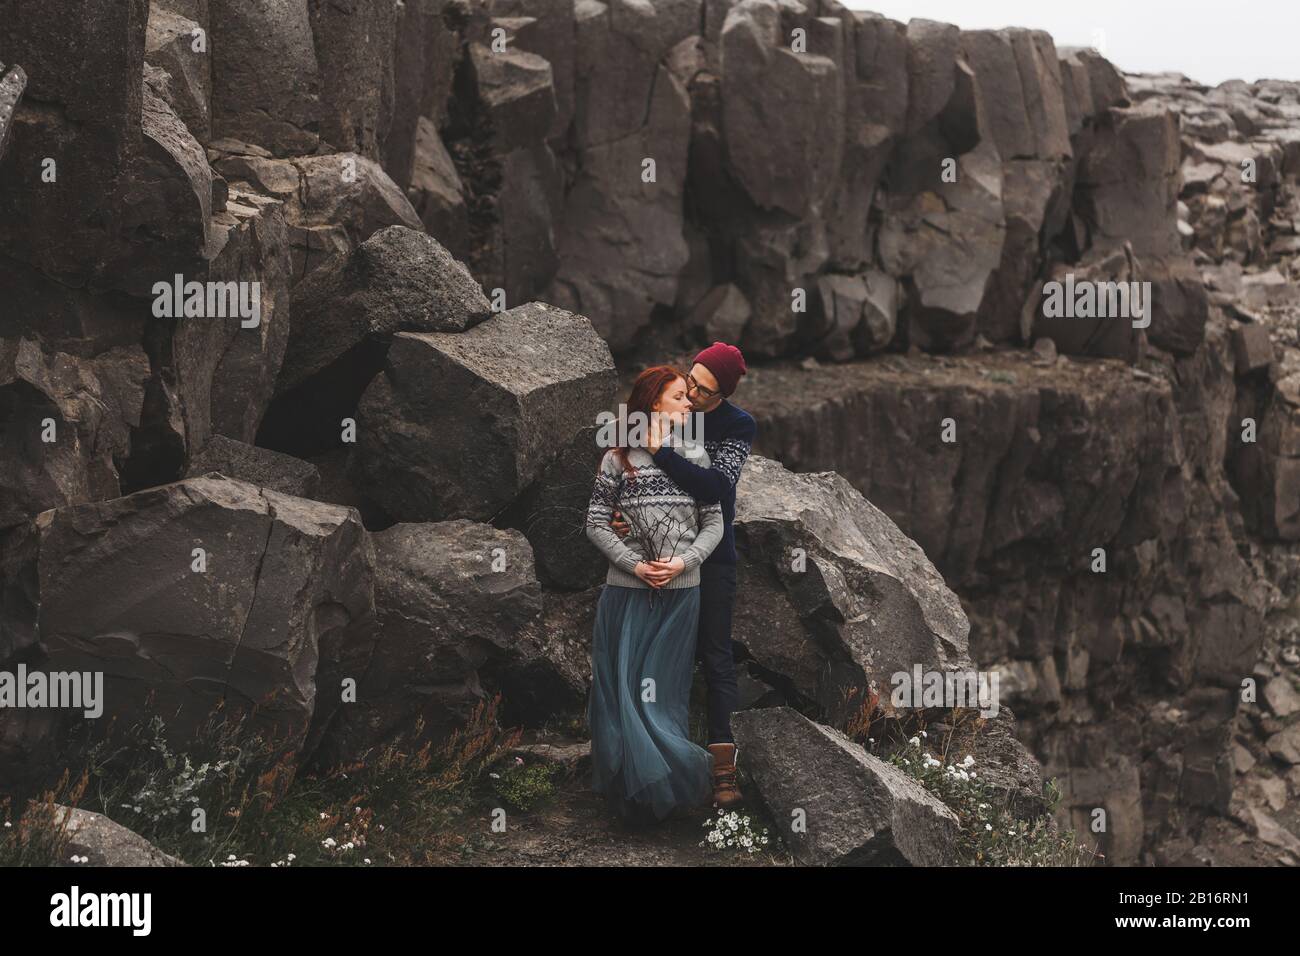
[652,376,692,422]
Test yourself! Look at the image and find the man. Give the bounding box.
[612,342,756,808]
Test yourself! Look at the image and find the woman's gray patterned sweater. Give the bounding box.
[585,442,724,590]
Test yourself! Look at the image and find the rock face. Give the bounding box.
[733,456,971,719]
[350,301,617,523]
[28,476,374,766]
[146,2,212,142]
[733,707,960,866]
[211,145,423,285]
[742,336,1267,862]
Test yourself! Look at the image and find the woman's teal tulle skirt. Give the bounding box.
[588,584,712,822]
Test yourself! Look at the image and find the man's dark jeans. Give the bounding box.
[698,562,739,744]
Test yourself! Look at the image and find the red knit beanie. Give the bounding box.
[694,341,747,397]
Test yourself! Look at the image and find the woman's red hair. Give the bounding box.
[612,365,686,477]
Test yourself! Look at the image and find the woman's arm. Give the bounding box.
[585,453,644,576]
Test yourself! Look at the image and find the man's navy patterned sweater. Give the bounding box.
[651,399,756,566]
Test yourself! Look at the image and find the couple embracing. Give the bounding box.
[584,342,756,825]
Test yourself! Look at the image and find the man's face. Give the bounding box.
[686,363,724,412]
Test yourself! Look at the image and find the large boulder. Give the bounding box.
[279,225,491,392]
[732,456,971,719]
[31,476,374,764]
[114,182,291,491]
[311,520,587,766]
[465,40,557,155]
[260,225,491,457]
[349,302,617,523]
[732,707,960,866]
[54,806,186,867]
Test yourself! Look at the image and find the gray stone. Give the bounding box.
[1231,321,1275,376]
[209,0,323,155]
[732,707,960,866]
[407,116,469,258]
[0,338,145,528]
[0,61,26,164]
[720,0,843,217]
[213,147,422,286]
[467,41,557,154]
[278,225,491,396]
[146,3,212,141]
[313,521,589,765]
[185,435,321,497]
[733,456,971,719]
[34,476,374,764]
[1266,723,1300,765]
[55,806,186,866]
[350,302,616,523]
[690,283,752,346]
[1263,676,1300,718]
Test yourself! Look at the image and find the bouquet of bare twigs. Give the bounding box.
[616,481,699,607]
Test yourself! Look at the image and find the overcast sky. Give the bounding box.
[844,1,1298,87]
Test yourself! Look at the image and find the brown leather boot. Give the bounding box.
[708,743,744,808]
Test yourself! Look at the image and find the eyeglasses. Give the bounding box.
[686,374,719,399]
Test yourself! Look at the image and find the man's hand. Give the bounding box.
[646,556,685,585]
[610,509,630,538]
[647,414,665,454]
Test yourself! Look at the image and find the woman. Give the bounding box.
[585,366,724,824]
